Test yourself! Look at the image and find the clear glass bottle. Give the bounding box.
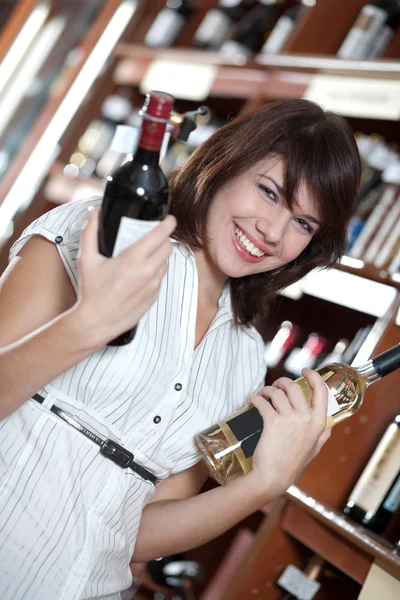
[196,344,400,485]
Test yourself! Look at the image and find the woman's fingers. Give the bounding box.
[301,368,329,431]
[254,386,292,415]
[272,377,310,413]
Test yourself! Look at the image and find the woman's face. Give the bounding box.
[204,156,321,279]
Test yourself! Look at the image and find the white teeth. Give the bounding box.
[234,226,265,258]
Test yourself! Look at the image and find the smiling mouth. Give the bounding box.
[234,225,266,258]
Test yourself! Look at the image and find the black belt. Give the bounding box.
[32,393,158,485]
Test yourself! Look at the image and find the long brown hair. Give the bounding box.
[169,99,361,326]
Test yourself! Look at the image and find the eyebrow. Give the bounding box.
[262,175,322,226]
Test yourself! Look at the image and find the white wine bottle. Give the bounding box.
[196,344,400,485]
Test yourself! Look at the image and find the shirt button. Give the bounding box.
[174,383,182,391]
[55,235,63,244]
[153,415,161,424]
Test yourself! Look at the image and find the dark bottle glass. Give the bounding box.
[219,0,289,56]
[144,0,196,48]
[98,90,174,346]
[192,0,248,49]
[344,414,400,534]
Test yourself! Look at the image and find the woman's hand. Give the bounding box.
[74,207,177,347]
[246,368,332,499]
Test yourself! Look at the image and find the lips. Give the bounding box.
[231,224,267,264]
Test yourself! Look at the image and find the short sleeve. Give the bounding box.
[9,196,102,294]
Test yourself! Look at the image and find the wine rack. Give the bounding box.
[0,1,400,598]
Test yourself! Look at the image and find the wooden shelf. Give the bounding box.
[336,259,400,291]
[113,43,265,99]
[112,43,400,102]
[285,486,400,578]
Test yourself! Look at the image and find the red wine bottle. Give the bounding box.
[99,90,174,346]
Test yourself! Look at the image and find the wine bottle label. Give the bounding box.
[277,565,321,600]
[144,10,185,47]
[113,217,160,257]
[193,10,231,46]
[348,422,400,515]
[337,6,388,59]
[383,474,400,513]
[261,15,295,55]
[225,407,263,458]
[225,384,339,459]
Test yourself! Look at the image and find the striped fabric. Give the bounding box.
[0,196,266,599]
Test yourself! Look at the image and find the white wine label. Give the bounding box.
[383,474,400,513]
[326,386,340,417]
[112,217,159,257]
[348,423,400,515]
[277,564,321,600]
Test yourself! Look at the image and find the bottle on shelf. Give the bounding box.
[98,90,175,346]
[264,320,301,369]
[219,0,292,57]
[282,332,327,379]
[368,1,400,57]
[278,554,325,599]
[349,157,400,261]
[95,109,143,180]
[344,414,400,534]
[144,0,197,48]
[192,0,248,50]
[341,325,372,366]
[260,2,303,55]
[146,553,203,600]
[278,554,352,599]
[337,1,398,60]
[317,338,349,368]
[196,344,400,485]
[64,91,132,180]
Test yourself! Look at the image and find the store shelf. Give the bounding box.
[335,259,400,291]
[285,486,400,579]
[113,43,265,99]
[112,44,400,103]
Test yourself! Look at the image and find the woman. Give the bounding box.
[0,99,361,599]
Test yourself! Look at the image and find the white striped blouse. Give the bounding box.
[0,196,266,600]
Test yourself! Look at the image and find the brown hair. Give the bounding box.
[169,99,361,326]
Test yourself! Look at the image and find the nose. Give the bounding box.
[255,213,287,245]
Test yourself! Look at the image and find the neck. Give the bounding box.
[192,247,228,307]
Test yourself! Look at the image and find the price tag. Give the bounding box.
[304,75,400,120]
[140,58,218,101]
[277,565,321,600]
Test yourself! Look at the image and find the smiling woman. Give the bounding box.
[169,98,362,324]
[0,97,362,600]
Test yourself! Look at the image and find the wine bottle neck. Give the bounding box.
[357,344,400,384]
[356,360,381,385]
[134,146,160,167]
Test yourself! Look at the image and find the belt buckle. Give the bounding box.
[100,439,133,468]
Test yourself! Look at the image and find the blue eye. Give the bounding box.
[259,184,278,203]
[295,218,314,234]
